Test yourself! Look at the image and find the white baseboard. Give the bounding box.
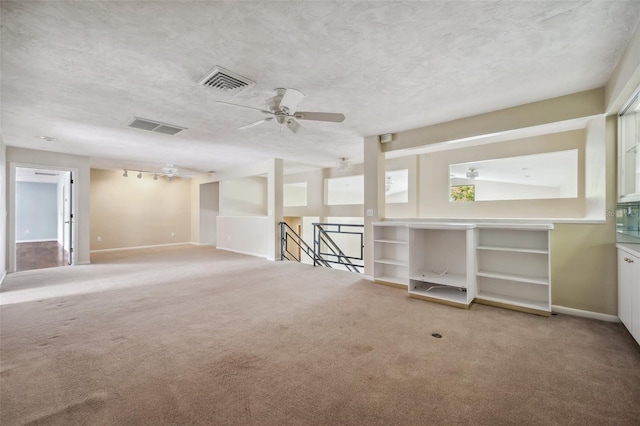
[75,261,91,265]
[16,238,58,243]
[216,247,268,259]
[90,242,195,253]
[552,305,620,322]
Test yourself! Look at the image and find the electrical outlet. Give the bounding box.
[366,208,374,217]
[171,232,175,237]
[97,236,102,242]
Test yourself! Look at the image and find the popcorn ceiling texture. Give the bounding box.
[1,1,638,173]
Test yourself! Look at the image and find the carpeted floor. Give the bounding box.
[1,245,639,425]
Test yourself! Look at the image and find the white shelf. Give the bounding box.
[410,273,467,288]
[374,239,408,244]
[476,291,549,312]
[476,270,548,286]
[375,258,408,266]
[410,286,468,304]
[476,245,548,254]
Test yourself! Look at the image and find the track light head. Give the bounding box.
[137,172,142,179]
[123,169,128,177]
[153,173,158,181]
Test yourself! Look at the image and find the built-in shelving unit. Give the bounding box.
[474,226,552,315]
[408,225,475,308]
[373,223,409,288]
[372,222,553,315]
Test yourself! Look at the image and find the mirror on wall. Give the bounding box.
[449,149,578,202]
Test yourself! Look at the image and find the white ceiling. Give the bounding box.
[2,1,639,176]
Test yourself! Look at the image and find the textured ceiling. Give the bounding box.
[1,1,639,175]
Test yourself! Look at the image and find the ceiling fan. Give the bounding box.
[217,88,345,134]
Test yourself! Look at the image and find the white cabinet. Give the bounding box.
[475,226,552,315]
[373,224,409,288]
[408,226,476,308]
[372,222,553,315]
[617,245,640,345]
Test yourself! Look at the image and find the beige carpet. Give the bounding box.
[1,245,639,425]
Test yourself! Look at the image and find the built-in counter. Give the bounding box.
[373,222,553,315]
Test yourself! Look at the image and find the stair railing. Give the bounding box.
[313,223,364,273]
[279,222,330,267]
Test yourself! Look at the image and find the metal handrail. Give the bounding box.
[313,223,364,273]
[279,222,330,267]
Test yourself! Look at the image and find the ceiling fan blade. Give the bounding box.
[293,111,345,123]
[279,88,304,113]
[238,117,273,130]
[217,101,272,115]
[287,119,301,134]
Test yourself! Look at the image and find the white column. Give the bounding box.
[363,135,385,276]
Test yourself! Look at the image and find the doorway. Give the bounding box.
[14,167,73,272]
[199,182,219,246]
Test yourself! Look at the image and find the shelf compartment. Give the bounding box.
[476,245,548,255]
[476,276,550,312]
[410,273,467,288]
[478,229,548,252]
[476,270,548,285]
[476,249,548,282]
[475,291,550,315]
[374,239,408,244]
[409,284,470,308]
[375,258,408,266]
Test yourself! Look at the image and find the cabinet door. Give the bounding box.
[630,255,640,343]
[618,251,633,330]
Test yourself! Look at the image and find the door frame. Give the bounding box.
[8,162,79,272]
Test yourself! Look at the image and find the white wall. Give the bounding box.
[221,176,268,216]
[216,216,269,258]
[283,182,307,207]
[6,147,90,269]
[191,158,283,261]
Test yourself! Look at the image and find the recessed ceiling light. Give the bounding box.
[39,136,57,142]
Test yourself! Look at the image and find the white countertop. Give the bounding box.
[372,221,554,231]
[617,243,640,257]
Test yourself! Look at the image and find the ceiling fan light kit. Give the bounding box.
[218,88,345,134]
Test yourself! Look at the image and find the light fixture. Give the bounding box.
[466,168,479,179]
[39,136,57,142]
[137,172,142,179]
[123,169,128,177]
[153,173,158,181]
[336,157,351,171]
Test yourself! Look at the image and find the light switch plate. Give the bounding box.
[366,208,374,217]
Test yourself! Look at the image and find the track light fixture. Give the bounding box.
[123,169,128,177]
[137,172,142,179]
[153,173,158,181]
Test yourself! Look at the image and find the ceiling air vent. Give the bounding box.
[127,118,186,135]
[198,66,255,95]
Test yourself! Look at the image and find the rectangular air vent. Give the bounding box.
[198,66,255,95]
[127,118,186,135]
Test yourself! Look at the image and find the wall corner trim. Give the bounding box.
[0,270,7,288]
[551,305,619,323]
